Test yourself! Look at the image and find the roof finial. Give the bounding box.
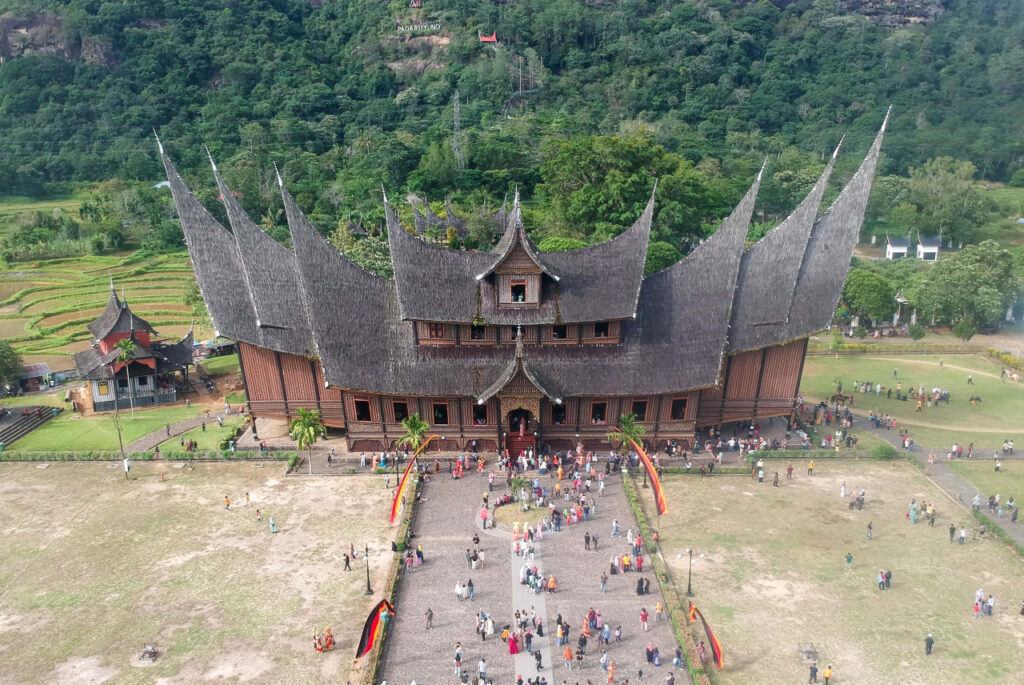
[109,276,116,297]
[381,184,389,204]
[204,145,217,172]
[881,104,893,132]
[153,129,163,155]
[274,163,283,187]
[757,158,768,182]
[832,135,846,160]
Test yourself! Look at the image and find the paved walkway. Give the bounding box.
[379,466,680,683]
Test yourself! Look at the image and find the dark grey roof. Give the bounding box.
[917,233,941,249]
[87,290,158,340]
[784,110,889,340]
[477,334,562,403]
[412,200,445,236]
[887,234,911,248]
[74,327,194,380]
[386,188,654,325]
[167,113,887,401]
[445,197,468,239]
[727,152,836,353]
[207,153,313,353]
[159,140,312,357]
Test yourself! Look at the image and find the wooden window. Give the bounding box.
[552,325,567,340]
[510,280,527,302]
[472,404,488,425]
[670,398,688,420]
[118,378,129,389]
[433,403,450,425]
[393,401,409,422]
[590,402,607,424]
[427,323,445,339]
[137,375,149,386]
[595,321,610,337]
[509,326,520,340]
[354,399,372,422]
[631,400,647,421]
[551,403,566,425]
[470,325,486,340]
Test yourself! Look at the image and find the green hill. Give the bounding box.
[0,0,1022,249]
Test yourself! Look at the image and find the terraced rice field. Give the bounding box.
[1,252,205,371]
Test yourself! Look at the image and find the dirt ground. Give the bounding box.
[0,462,397,684]
[646,463,1024,684]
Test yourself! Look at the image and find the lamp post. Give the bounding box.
[686,547,694,597]
[364,544,373,595]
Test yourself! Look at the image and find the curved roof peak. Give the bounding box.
[477,329,561,404]
[478,188,558,281]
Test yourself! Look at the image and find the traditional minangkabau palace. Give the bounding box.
[159,113,887,455]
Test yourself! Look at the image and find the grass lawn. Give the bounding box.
[173,415,246,451]
[802,354,1024,450]
[1,397,208,451]
[948,461,1024,504]
[644,464,1024,684]
[198,354,240,376]
[0,462,396,683]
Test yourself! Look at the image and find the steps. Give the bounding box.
[504,434,535,456]
[0,406,63,448]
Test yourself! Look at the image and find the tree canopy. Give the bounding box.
[911,241,1020,327]
[0,341,23,390]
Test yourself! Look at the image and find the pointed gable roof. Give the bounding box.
[207,150,312,343]
[477,331,561,403]
[727,145,839,353]
[87,284,157,340]
[477,190,557,281]
[784,108,889,340]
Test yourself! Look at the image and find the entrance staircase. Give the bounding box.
[0,406,63,448]
[504,434,536,455]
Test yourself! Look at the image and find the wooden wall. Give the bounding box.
[697,339,806,426]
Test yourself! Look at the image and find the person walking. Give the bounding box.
[225,495,230,510]
[585,531,591,550]
[808,664,818,683]
[924,633,934,655]
[949,523,956,541]
[823,665,833,684]
[343,553,351,571]
[639,608,648,631]
[600,571,608,593]
[787,463,793,479]
[866,522,872,540]
[959,526,967,544]
[425,608,433,629]
[808,459,814,475]
[563,644,573,670]
[877,571,885,591]
[845,552,852,571]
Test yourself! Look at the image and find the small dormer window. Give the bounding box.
[510,327,520,340]
[552,325,567,340]
[510,280,527,302]
[595,322,610,337]
[471,325,486,340]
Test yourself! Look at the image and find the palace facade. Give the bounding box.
[160,113,887,454]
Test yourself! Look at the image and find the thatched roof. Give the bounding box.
[784,109,889,341]
[207,152,312,349]
[75,327,194,380]
[386,187,654,325]
[727,145,839,353]
[87,287,157,340]
[163,112,887,399]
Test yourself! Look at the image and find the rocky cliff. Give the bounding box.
[0,13,115,66]
[837,0,946,27]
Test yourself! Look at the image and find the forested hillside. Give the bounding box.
[1,0,1022,254]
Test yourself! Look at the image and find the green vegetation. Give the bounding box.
[802,353,1024,449]
[199,354,240,377]
[175,415,246,451]
[949,461,1024,503]
[0,340,23,389]
[0,250,207,371]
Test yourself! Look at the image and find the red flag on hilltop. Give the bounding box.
[694,605,723,670]
[354,599,395,661]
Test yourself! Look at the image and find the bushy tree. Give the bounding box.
[0,341,23,390]
[842,269,896,323]
[907,323,926,340]
[915,241,1019,327]
[952,318,976,343]
[537,237,587,252]
[644,241,682,275]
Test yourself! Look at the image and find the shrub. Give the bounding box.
[287,454,299,471]
[907,323,926,340]
[854,326,867,339]
[1009,169,1024,188]
[872,443,898,460]
[952,318,976,342]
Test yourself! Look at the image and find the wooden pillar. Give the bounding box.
[753,347,768,421]
[236,345,254,419]
[274,352,288,417]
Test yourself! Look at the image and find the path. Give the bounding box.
[379,465,681,683]
[125,415,216,452]
[850,412,1024,550]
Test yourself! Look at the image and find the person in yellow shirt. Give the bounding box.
[823,664,833,684]
[808,460,815,475]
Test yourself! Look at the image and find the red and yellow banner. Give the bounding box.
[389,434,438,524]
[611,427,668,516]
[694,605,723,670]
[354,599,395,661]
